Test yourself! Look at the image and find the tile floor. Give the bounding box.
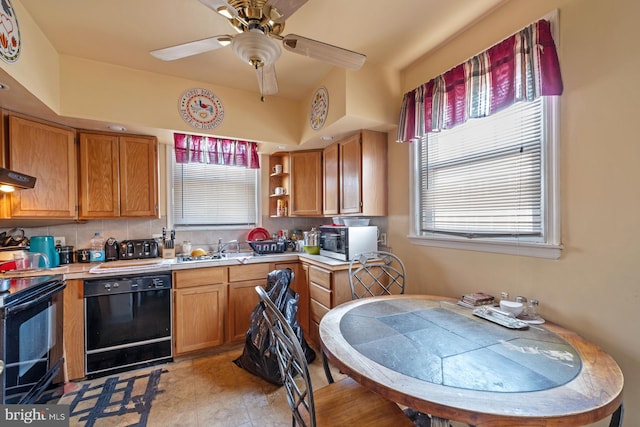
[57,343,346,427]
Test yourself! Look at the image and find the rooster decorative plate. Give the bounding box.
[178,88,224,130]
[0,0,21,63]
[309,87,329,130]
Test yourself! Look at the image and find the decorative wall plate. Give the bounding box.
[309,86,329,130]
[0,0,21,63]
[178,88,224,130]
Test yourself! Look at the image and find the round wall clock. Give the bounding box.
[0,0,21,63]
[309,87,329,130]
[178,88,224,130]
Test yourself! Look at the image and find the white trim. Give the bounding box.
[408,234,563,259]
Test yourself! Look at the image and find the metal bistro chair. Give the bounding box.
[255,286,413,427]
[349,251,406,300]
[321,250,407,385]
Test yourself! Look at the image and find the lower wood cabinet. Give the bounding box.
[227,263,270,343]
[62,260,317,371]
[174,267,227,355]
[305,264,351,346]
[63,279,85,381]
[275,262,309,338]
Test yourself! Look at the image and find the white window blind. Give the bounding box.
[172,162,257,226]
[418,97,544,239]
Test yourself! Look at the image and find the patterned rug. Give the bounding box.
[56,368,166,427]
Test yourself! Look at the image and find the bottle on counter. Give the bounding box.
[90,232,106,262]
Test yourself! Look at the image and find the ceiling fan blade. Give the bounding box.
[264,0,308,23]
[198,0,239,19]
[256,63,279,96]
[150,36,232,61]
[282,34,366,70]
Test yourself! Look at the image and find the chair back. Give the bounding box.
[256,286,316,427]
[349,251,406,299]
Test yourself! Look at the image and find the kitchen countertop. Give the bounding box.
[0,252,351,280]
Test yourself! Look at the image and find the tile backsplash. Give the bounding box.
[12,215,388,255]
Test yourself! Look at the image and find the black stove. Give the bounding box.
[0,274,64,308]
[1,274,66,404]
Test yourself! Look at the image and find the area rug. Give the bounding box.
[56,368,166,427]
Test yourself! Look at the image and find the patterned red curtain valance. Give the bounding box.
[397,19,563,143]
[174,133,260,169]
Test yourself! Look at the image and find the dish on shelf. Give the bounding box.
[248,227,271,241]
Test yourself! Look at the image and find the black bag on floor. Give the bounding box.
[233,268,316,385]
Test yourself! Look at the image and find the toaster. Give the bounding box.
[118,239,159,260]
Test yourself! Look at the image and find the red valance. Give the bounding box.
[174,133,260,169]
[397,19,563,142]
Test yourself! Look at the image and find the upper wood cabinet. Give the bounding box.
[324,130,388,216]
[78,132,158,219]
[323,143,339,216]
[289,150,323,216]
[3,115,77,219]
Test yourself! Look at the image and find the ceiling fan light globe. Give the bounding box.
[231,29,282,67]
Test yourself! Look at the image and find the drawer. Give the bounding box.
[229,263,270,282]
[309,266,331,290]
[174,267,227,288]
[310,299,329,324]
[310,282,331,308]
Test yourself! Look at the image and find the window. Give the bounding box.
[410,95,561,259]
[170,157,259,228]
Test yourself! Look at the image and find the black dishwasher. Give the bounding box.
[84,272,173,378]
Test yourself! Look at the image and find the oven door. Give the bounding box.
[1,280,65,404]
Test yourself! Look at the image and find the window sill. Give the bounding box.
[408,235,562,259]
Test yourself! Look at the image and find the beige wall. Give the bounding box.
[2,0,637,424]
[391,0,638,425]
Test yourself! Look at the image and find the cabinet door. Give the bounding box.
[78,133,120,218]
[323,143,339,216]
[227,264,270,342]
[174,284,226,354]
[7,116,77,218]
[227,281,264,343]
[119,135,158,217]
[290,150,323,216]
[339,134,363,214]
[276,262,309,337]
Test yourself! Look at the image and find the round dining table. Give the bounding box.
[319,295,624,427]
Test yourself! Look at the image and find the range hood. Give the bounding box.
[0,167,36,192]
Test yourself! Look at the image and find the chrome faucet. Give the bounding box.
[218,239,240,257]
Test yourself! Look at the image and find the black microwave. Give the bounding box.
[319,225,378,261]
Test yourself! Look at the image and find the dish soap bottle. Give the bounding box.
[90,232,106,262]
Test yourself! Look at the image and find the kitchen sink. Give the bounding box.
[220,252,255,259]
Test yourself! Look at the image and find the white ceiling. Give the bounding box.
[3,0,507,136]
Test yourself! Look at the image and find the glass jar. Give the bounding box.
[182,241,192,255]
[307,227,319,246]
[528,299,540,318]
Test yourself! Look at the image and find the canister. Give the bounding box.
[57,245,75,264]
[77,248,91,263]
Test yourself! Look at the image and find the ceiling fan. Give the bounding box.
[150,0,366,100]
